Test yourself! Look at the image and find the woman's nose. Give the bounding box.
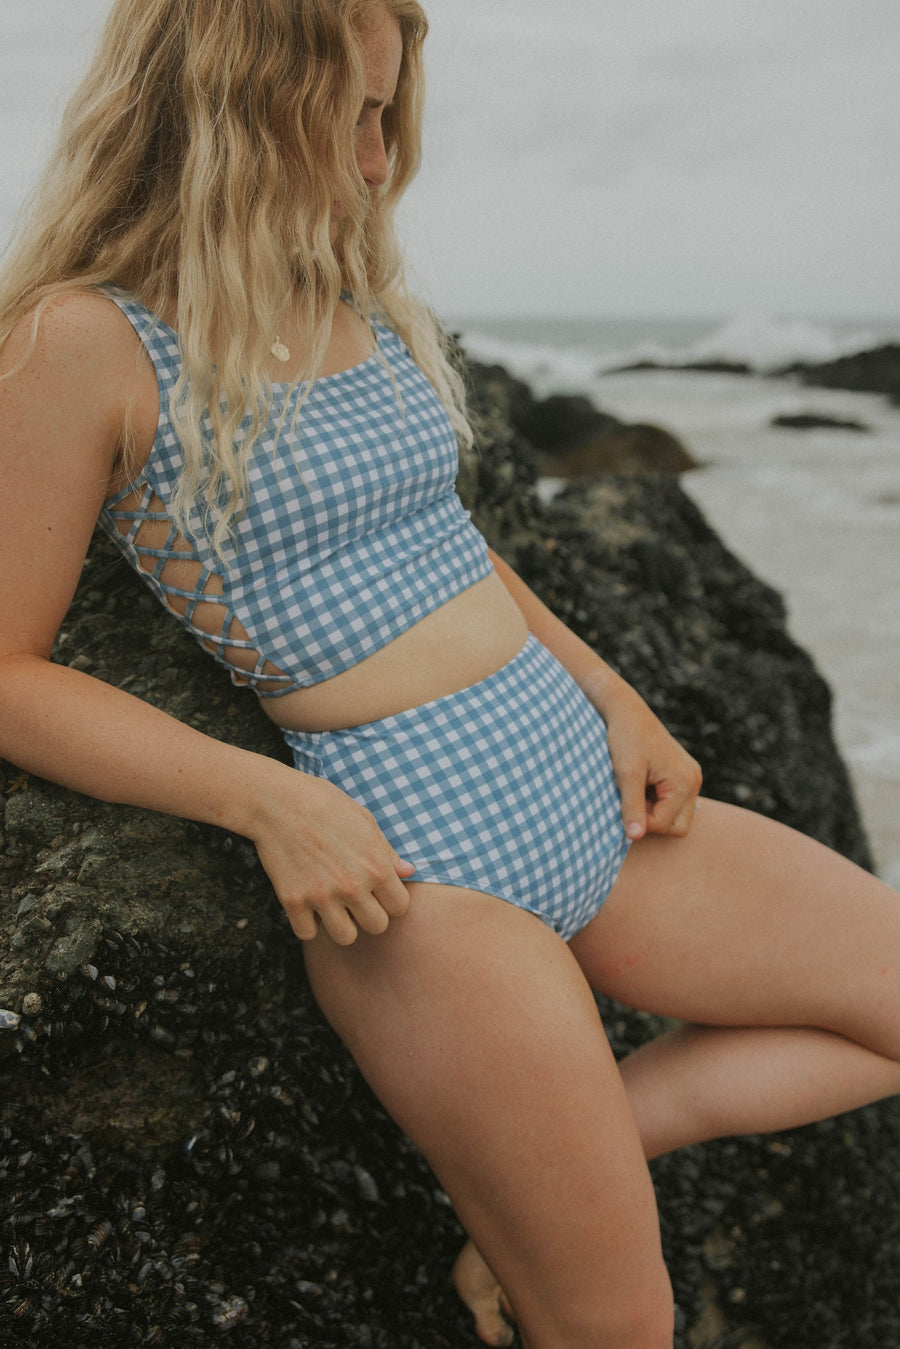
[357,126,388,189]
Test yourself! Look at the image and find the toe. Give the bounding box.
[453,1240,515,1347]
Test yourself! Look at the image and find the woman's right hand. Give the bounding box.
[248,767,414,946]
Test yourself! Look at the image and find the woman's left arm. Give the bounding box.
[489,549,702,841]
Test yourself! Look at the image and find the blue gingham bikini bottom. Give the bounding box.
[281,635,629,940]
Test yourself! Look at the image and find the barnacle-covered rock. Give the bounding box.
[0,352,894,1347]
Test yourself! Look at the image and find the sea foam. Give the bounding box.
[458,312,900,390]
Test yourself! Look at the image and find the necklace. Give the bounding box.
[270,336,290,362]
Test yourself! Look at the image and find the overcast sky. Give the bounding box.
[2,0,898,320]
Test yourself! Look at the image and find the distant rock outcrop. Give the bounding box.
[2,350,896,1349]
[604,339,900,413]
[609,357,753,377]
[770,411,870,432]
[784,342,900,405]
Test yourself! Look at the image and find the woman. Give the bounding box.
[1,2,899,1345]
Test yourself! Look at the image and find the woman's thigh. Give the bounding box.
[570,799,900,1058]
[303,882,672,1340]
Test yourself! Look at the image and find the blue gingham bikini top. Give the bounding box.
[97,286,491,697]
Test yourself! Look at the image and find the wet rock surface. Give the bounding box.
[2,353,896,1347]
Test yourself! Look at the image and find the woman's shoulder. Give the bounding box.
[1,286,159,467]
[2,286,148,386]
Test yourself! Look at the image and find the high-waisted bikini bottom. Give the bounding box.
[281,635,629,940]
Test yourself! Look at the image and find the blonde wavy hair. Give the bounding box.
[0,0,471,552]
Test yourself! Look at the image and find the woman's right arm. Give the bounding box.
[0,293,411,944]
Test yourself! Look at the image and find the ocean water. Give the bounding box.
[456,313,900,887]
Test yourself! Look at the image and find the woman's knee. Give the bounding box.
[525,1258,674,1349]
[604,1269,675,1349]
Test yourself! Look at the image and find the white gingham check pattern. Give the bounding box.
[284,636,630,939]
[97,287,491,696]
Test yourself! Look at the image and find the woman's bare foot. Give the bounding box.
[453,1239,515,1347]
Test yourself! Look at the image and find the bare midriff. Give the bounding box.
[263,570,530,733]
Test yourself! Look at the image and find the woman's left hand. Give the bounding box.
[598,685,703,842]
[484,549,703,842]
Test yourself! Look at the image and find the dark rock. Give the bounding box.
[783,342,900,405]
[610,358,753,376]
[539,422,698,477]
[467,358,698,477]
[0,348,886,1348]
[512,390,622,455]
[770,411,870,432]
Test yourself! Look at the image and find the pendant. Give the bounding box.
[270,337,290,363]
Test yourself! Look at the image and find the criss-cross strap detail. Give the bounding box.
[104,480,295,693]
